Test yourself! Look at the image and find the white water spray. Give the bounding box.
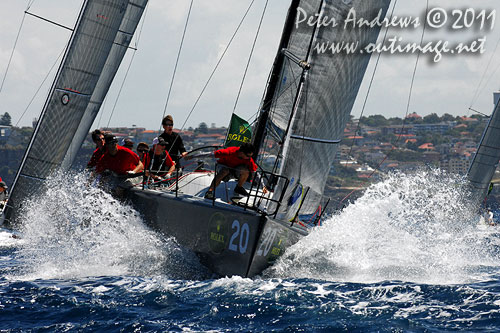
[10,172,206,280]
[267,169,500,284]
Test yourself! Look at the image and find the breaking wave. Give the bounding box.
[9,172,207,280]
[267,169,500,284]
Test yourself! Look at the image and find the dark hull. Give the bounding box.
[128,187,307,277]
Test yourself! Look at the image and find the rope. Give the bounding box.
[340,0,430,204]
[105,2,149,127]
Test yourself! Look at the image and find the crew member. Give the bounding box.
[86,129,106,170]
[202,143,257,199]
[136,142,150,166]
[145,137,175,180]
[159,115,187,169]
[0,181,8,209]
[95,134,144,175]
[122,138,134,151]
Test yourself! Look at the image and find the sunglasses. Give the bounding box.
[163,123,174,127]
[138,149,148,153]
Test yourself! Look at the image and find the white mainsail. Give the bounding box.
[3,0,148,224]
[254,0,391,220]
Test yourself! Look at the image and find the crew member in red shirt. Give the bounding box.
[203,143,257,199]
[95,134,144,175]
[87,129,106,170]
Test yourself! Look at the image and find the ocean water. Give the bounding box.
[1,171,500,332]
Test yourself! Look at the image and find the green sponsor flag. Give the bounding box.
[225,114,252,147]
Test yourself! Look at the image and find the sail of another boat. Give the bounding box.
[467,92,500,206]
[2,0,148,224]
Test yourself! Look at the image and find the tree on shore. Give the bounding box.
[195,122,208,134]
[0,112,12,126]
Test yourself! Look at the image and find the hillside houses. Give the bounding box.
[336,113,489,182]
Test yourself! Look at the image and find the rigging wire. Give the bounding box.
[468,32,500,110]
[347,0,398,159]
[11,46,67,129]
[158,0,194,131]
[0,0,38,95]
[27,0,36,9]
[105,2,149,127]
[0,10,28,95]
[225,0,269,146]
[96,95,108,128]
[153,0,257,182]
[232,0,269,114]
[177,0,256,133]
[253,65,303,163]
[148,0,194,184]
[340,0,429,204]
[106,51,138,128]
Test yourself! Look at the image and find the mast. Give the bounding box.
[273,1,324,178]
[252,0,301,158]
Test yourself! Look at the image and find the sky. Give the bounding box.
[0,0,499,131]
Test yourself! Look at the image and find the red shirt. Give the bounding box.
[87,148,105,168]
[96,145,140,175]
[214,146,257,172]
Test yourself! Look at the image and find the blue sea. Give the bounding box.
[2,170,500,332]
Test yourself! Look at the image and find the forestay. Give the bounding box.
[4,0,148,223]
[256,0,390,220]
